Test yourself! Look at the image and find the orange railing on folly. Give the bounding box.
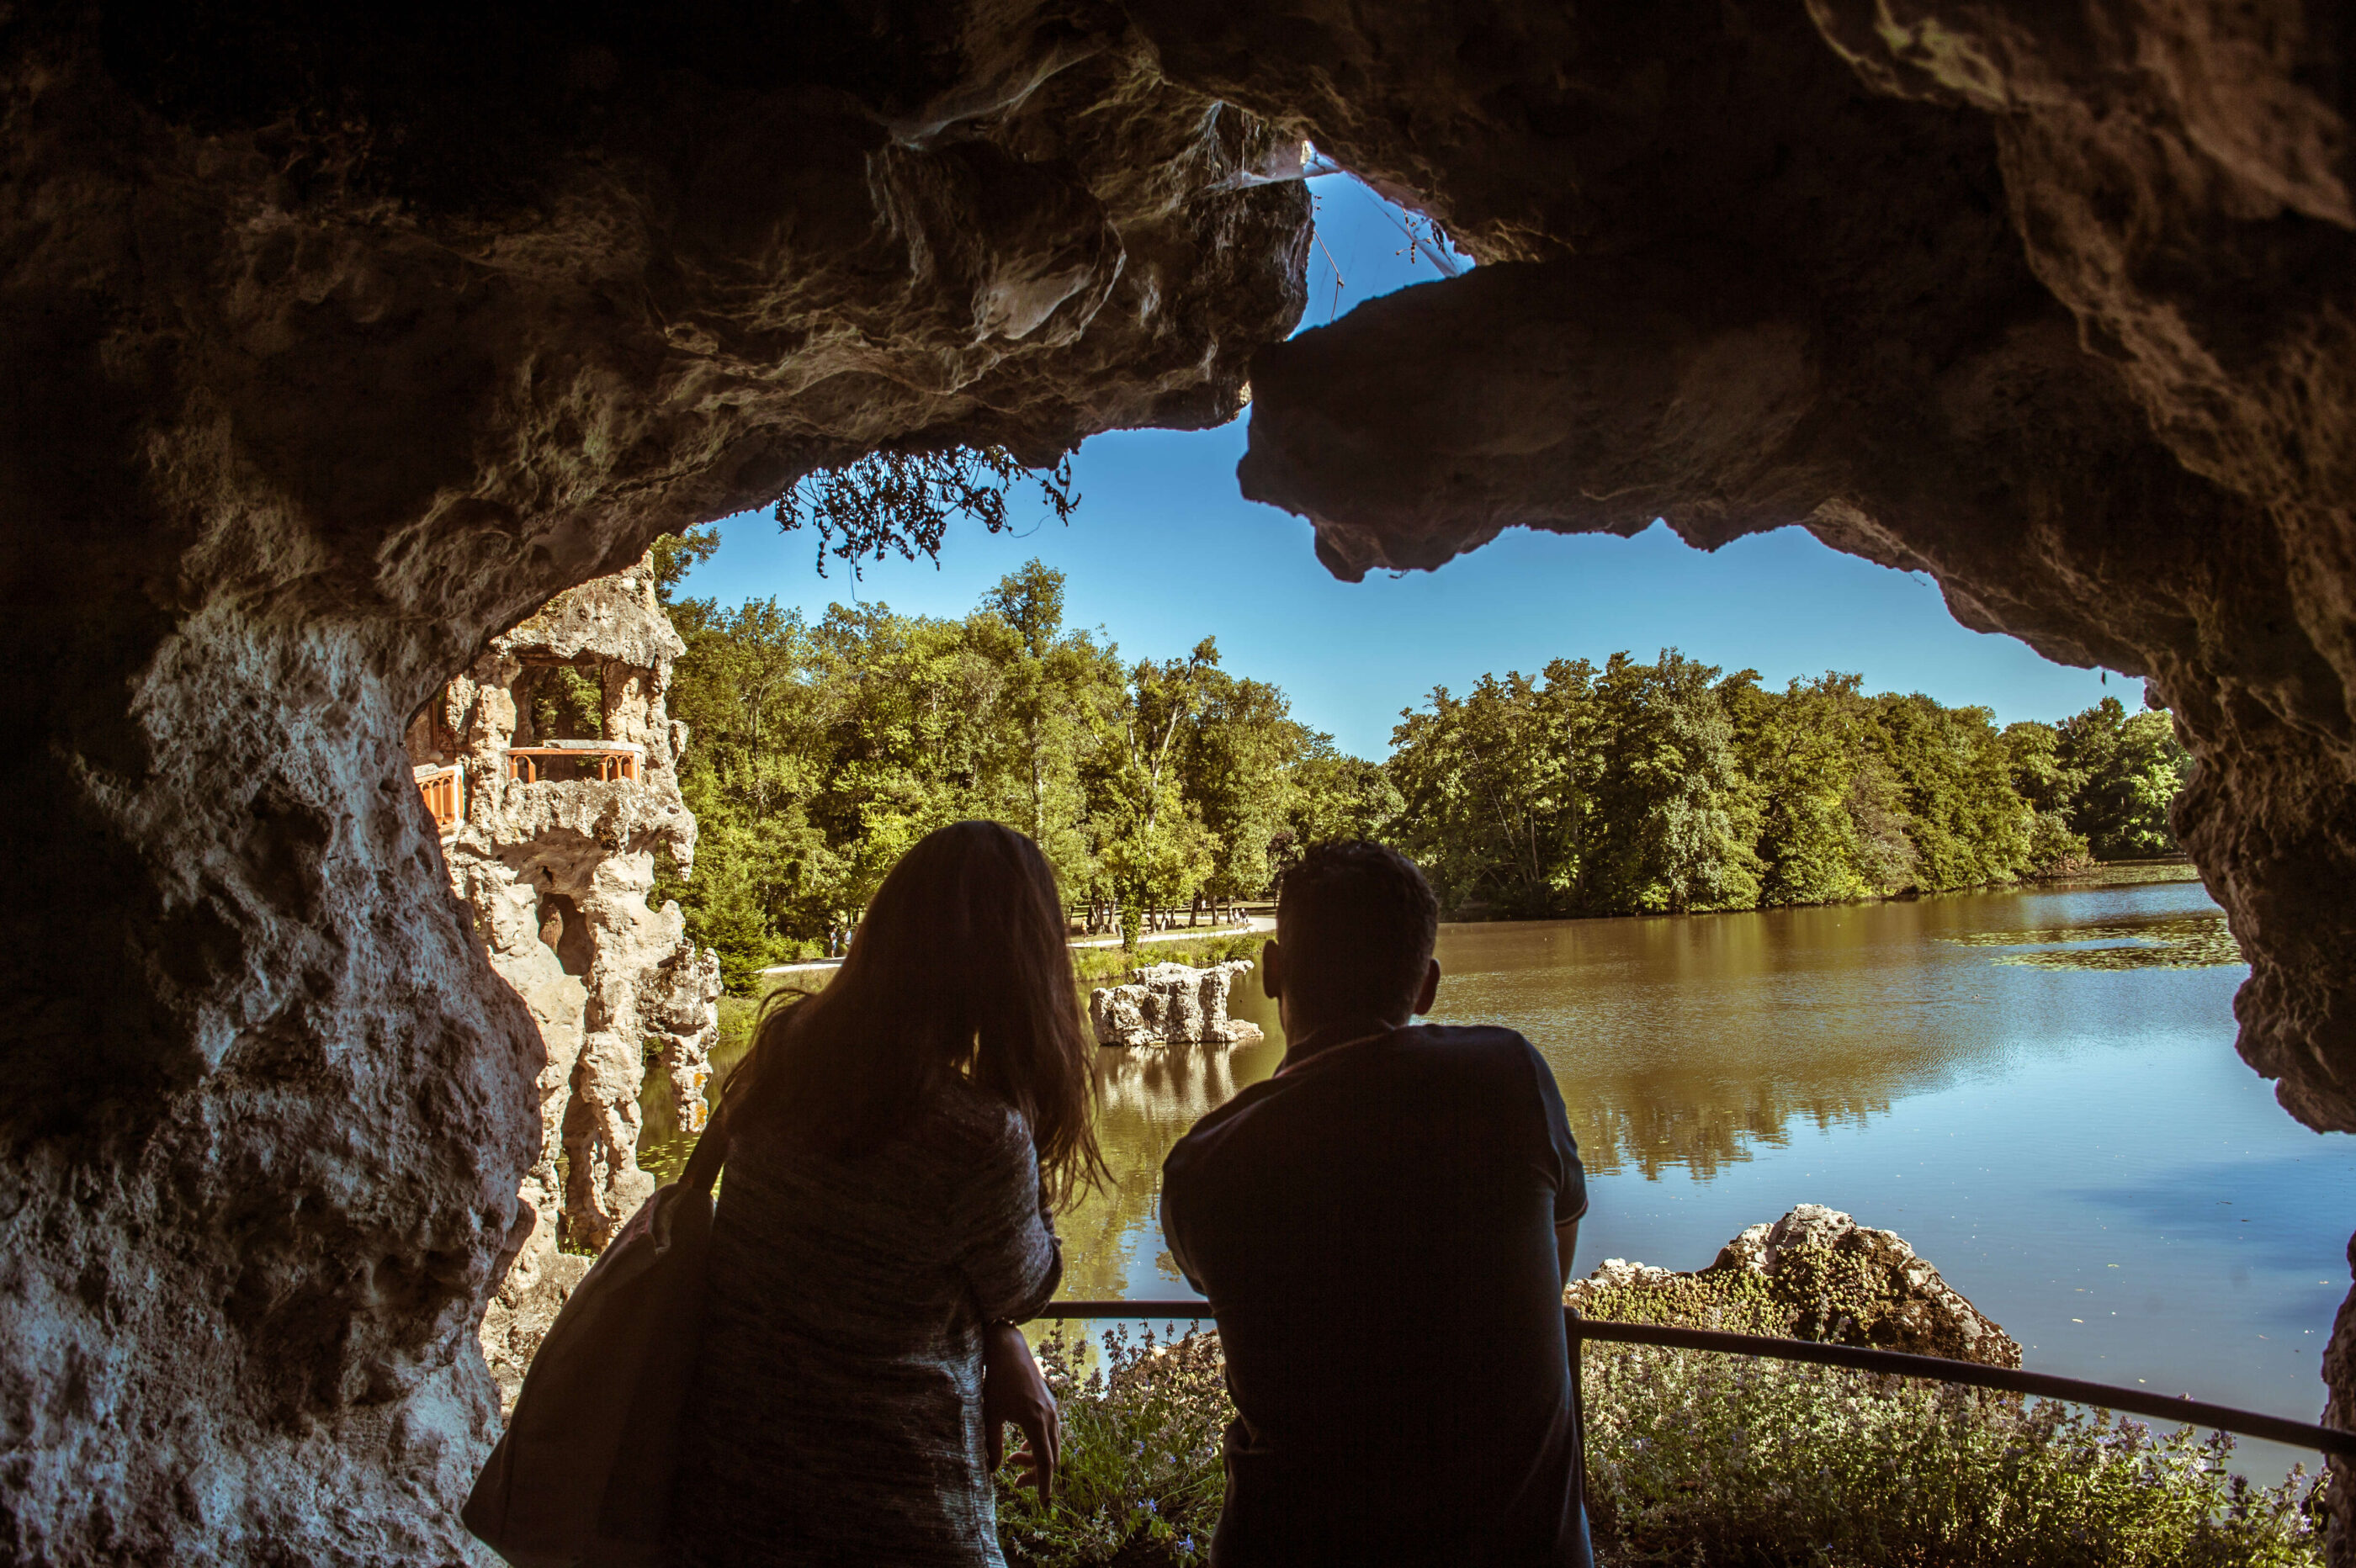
[415,765,464,833]
[506,742,643,784]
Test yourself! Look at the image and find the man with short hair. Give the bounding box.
[1160,840,1591,1567]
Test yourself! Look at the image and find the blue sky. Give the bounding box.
[676,176,2120,760]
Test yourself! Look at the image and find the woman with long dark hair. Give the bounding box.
[673,821,1103,1566]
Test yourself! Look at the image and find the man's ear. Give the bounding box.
[1261,938,1283,1000]
[1412,958,1441,1017]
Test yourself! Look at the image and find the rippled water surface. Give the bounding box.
[1048,866,2356,1479]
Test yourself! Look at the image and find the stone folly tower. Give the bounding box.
[404,550,721,1400]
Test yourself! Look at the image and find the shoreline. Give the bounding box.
[1437,856,2199,928]
[759,914,1276,976]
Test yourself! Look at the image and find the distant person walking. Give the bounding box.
[1160,841,1592,1567]
[673,821,1103,1568]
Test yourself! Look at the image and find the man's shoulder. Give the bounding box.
[1395,1021,1540,1058]
[1166,1025,1541,1170]
[1378,1023,1550,1088]
[1164,1073,1277,1178]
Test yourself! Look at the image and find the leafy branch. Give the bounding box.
[776,448,1080,578]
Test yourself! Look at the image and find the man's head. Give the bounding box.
[1266,840,1441,1040]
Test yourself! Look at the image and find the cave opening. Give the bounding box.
[4,3,2353,1563]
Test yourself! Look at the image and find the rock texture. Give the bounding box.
[1135,11,2356,1537]
[1090,960,1266,1049]
[1570,1205,2021,1369]
[411,550,722,1406]
[8,0,2356,1559]
[0,8,1305,1561]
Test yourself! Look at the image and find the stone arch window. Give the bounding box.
[512,659,607,747]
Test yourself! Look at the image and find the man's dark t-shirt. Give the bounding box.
[1160,1025,1591,1568]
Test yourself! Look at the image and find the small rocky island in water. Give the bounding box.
[1090,959,1266,1049]
[1570,1204,2021,1367]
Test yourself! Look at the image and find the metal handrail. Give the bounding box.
[1027,1299,2356,1459]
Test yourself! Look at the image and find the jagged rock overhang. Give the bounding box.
[1175,1,2356,1139]
[3,0,2355,1561]
[0,8,1308,1560]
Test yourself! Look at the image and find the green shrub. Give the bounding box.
[996,1325,1227,1568]
[1069,933,1262,989]
[997,1279,2325,1568]
[1575,1256,2325,1566]
[1581,1347,2321,1565]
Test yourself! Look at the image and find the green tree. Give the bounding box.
[1182,670,1312,913]
[651,549,2176,988]
[1092,641,1220,944]
[1587,651,1760,914]
[970,561,1120,897]
[1387,660,1604,917]
[1382,649,2099,919]
[648,524,722,603]
[656,596,836,988]
[656,559,1336,982]
[1865,694,2030,890]
[1727,673,1895,905]
[1275,740,1401,879]
[2054,696,2192,858]
[2001,720,2092,871]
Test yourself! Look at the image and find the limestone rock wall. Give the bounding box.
[412,551,724,1403]
[0,8,1307,1560]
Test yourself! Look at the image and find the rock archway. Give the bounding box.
[0,2,2349,1561]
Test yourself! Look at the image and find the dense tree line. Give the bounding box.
[650,537,2190,989]
[653,558,1392,988]
[1387,653,2191,919]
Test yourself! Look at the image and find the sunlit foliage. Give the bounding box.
[657,561,1359,989]
[654,514,2192,990]
[990,1274,2322,1568]
[775,448,1079,579]
[1389,656,2185,921]
[996,1325,1227,1567]
[1572,1265,2322,1567]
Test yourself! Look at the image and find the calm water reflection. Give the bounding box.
[1051,866,2356,1479]
[644,866,2356,1478]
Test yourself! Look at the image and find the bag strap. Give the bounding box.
[679,1100,730,1198]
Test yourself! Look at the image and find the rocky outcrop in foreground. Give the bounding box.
[1570,1204,2020,1369]
[1090,960,1266,1049]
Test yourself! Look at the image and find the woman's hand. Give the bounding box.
[982,1321,1059,1501]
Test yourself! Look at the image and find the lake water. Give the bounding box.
[1053,866,2356,1481]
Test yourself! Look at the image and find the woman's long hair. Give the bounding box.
[725,820,1105,1205]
